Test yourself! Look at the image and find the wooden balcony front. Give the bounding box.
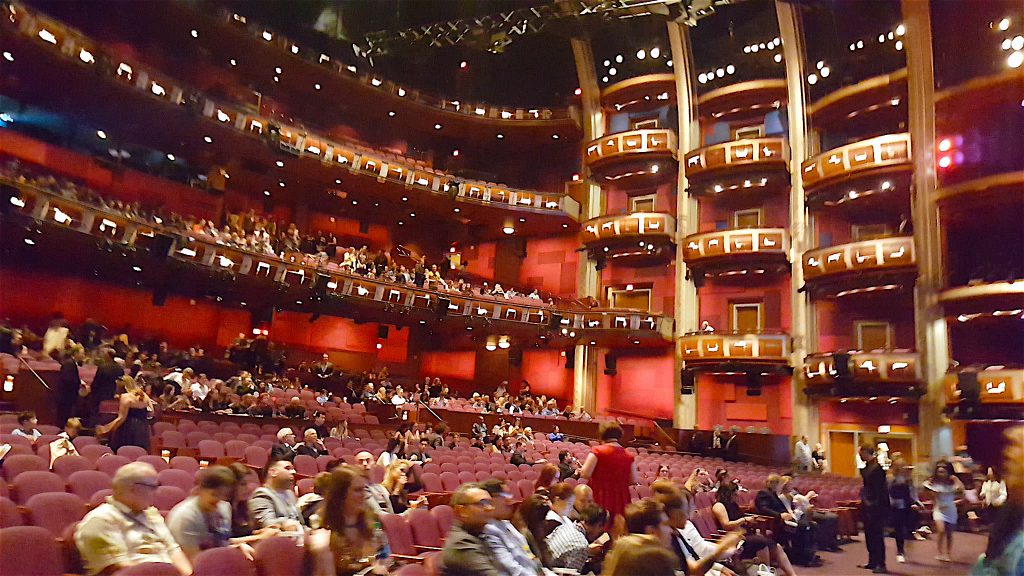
[682,228,789,276]
[944,368,1024,419]
[680,331,791,366]
[803,351,923,398]
[683,138,789,197]
[580,212,676,266]
[601,74,676,114]
[801,134,913,205]
[584,129,677,189]
[802,236,916,298]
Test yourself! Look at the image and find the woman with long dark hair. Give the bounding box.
[923,459,964,563]
[310,465,390,576]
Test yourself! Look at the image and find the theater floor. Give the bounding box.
[800,531,985,576]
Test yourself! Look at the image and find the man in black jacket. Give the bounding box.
[756,474,820,565]
[88,348,123,427]
[269,428,297,463]
[441,484,501,576]
[859,442,890,573]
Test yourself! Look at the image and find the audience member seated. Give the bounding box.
[654,483,744,576]
[548,425,565,442]
[781,474,840,552]
[603,533,679,576]
[479,479,546,576]
[296,428,329,458]
[755,474,820,566]
[11,410,41,442]
[509,441,544,466]
[248,460,304,531]
[308,465,390,576]
[356,451,395,514]
[48,416,82,467]
[270,428,298,462]
[544,483,600,572]
[75,462,192,576]
[441,484,502,575]
[381,460,428,514]
[557,450,579,480]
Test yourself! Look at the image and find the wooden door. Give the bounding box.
[731,302,762,332]
[857,322,891,351]
[829,430,857,477]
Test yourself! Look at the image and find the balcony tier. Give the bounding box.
[683,138,789,197]
[4,179,673,348]
[601,74,676,113]
[696,80,788,121]
[803,351,923,398]
[935,172,1024,206]
[584,129,678,189]
[680,332,791,367]
[682,228,789,276]
[3,6,579,229]
[801,134,913,205]
[802,236,917,298]
[944,368,1024,419]
[580,212,676,266]
[808,69,907,130]
[938,283,1024,317]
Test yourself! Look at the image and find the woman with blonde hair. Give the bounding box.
[381,460,427,514]
[310,465,391,576]
[602,534,678,576]
[106,375,155,451]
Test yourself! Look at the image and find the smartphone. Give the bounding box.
[593,532,611,546]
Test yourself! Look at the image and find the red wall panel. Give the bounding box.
[519,350,573,402]
[420,351,477,382]
[697,374,793,434]
[519,235,580,296]
[596,350,675,420]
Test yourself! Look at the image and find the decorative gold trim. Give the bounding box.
[934,171,1024,203]
[808,68,908,118]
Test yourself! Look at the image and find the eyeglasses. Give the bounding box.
[464,498,493,508]
[134,481,159,490]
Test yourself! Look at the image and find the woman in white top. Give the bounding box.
[980,467,1007,508]
[922,460,964,563]
[542,482,590,570]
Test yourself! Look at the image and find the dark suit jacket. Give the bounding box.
[860,461,890,510]
[441,523,502,576]
[269,443,296,463]
[313,362,334,378]
[295,443,327,458]
[755,489,789,519]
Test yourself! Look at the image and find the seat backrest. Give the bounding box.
[170,456,200,473]
[408,507,442,547]
[157,468,194,492]
[430,505,454,537]
[136,455,170,472]
[0,525,66,575]
[420,472,443,493]
[113,562,181,575]
[115,445,148,460]
[379,513,416,555]
[0,496,24,528]
[253,536,305,576]
[197,440,226,458]
[2,453,48,481]
[244,446,269,469]
[439,471,460,492]
[293,455,318,477]
[192,545,257,576]
[154,485,187,512]
[52,455,95,479]
[225,440,249,459]
[160,430,186,448]
[95,455,132,476]
[12,471,66,504]
[25,492,86,536]
[67,470,112,501]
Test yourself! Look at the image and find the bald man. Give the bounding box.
[572,484,596,519]
[355,450,395,514]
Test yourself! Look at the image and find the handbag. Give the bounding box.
[746,563,776,576]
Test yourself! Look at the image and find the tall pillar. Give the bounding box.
[570,37,604,414]
[668,23,699,429]
[902,0,950,462]
[776,1,818,441]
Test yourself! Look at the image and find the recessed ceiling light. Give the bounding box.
[398,221,404,226]
[409,213,415,217]
[278,181,286,187]
[96,130,107,139]
[402,197,408,201]
[434,124,442,130]
[335,179,342,184]
[388,111,396,117]
[276,161,285,167]
[552,134,560,139]
[203,136,213,143]
[190,29,198,38]
[454,208,460,213]
[314,83,321,90]
[166,153,175,161]
[496,133,504,139]
[2,51,13,62]
[263,190,271,196]
[275,67,282,74]
[229,58,237,66]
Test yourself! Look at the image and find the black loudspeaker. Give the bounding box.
[151,286,168,307]
[436,297,451,317]
[603,354,617,376]
[252,306,274,327]
[564,347,575,369]
[549,313,564,329]
[680,369,696,395]
[0,184,16,215]
[833,353,852,379]
[377,325,390,340]
[959,371,980,404]
[151,233,175,260]
[509,348,523,367]
[311,273,330,300]
[745,372,762,396]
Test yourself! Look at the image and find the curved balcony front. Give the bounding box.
[680,332,791,370]
[601,74,676,114]
[683,138,789,197]
[802,133,913,207]
[682,228,789,277]
[938,283,1024,318]
[4,178,673,349]
[808,69,908,131]
[584,129,677,189]
[696,80,788,121]
[580,212,676,266]
[802,236,917,298]
[804,351,923,398]
[944,368,1024,419]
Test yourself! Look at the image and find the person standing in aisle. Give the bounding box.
[859,442,890,573]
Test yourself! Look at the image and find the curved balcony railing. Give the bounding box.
[804,351,922,386]
[807,69,908,128]
[682,228,789,270]
[584,129,677,186]
[803,237,916,286]
[580,212,675,244]
[696,80,788,121]
[203,4,574,124]
[683,138,789,196]
[5,5,579,220]
[938,282,1024,317]
[802,133,912,194]
[680,331,791,364]
[945,368,1024,406]
[601,74,676,113]
[5,178,671,343]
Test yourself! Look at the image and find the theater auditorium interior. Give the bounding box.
[0,0,1021,575]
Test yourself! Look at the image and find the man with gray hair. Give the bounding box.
[75,462,191,575]
[442,483,500,576]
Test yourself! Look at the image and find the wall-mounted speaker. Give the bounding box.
[833,353,852,379]
[603,354,617,376]
[151,234,175,260]
[680,369,696,395]
[564,347,575,369]
[958,371,980,404]
[436,297,451,317]
[509,348,523,367]
[151,286,168,307]
[377,325,390,340]
[549,313,564,329]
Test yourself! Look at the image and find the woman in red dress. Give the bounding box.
[580,421,637,519]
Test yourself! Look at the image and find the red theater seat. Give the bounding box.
[193,546,257,576]
[67,470,112,501]
[0,525,67,575]
[24,492,86,536]
[12,471,65,504]
[253,536,305,576]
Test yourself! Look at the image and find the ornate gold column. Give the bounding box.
[570,37,603,414]
[776,1,819,441]
[668,22,699,429]
[902,0,951,462]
